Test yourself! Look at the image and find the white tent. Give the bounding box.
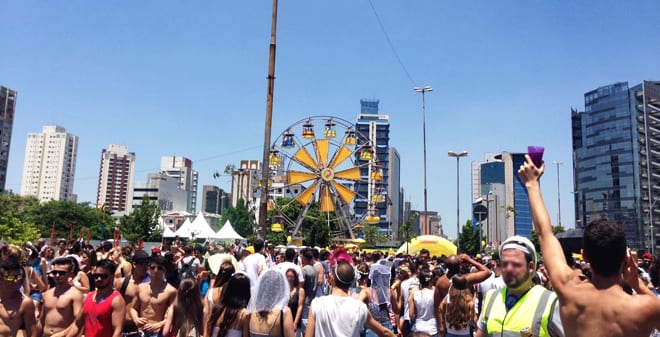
[162,226,177,238]
[174,218,193,238]
[214,220,244,240]
[188,212,217,239]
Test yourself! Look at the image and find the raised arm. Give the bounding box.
[518,155,574,293]
[460,254,491,284]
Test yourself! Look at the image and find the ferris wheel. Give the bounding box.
[268,116,385,240]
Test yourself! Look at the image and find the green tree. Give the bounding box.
[458,220,482,255]
[299,201,331,247]
[0,194,39,220]
[221,198,256,239]
[27,200,108,240]
[530,225,565,253]
[363,223,388,246]
[265,198,302,245]
[397,212,419,253]
[119,196,161,244]
[0,215,41,245]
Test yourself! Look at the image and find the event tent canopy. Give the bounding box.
[214,220,244,240]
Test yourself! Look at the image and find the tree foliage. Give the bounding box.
[27,199,108,240]
[119,195,161,244]
[221,198,256,239]
[0,215,41,245]
[398,212,419,244]
[530,225,565,253]
[363,223,388,246]
[458,219,483,255]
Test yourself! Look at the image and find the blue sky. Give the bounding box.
[2,1,660,240]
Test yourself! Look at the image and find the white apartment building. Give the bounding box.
[96,144,135,215]
[160,156,198,213]
[21,125,78,202]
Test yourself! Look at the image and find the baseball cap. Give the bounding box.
[499,236,537,269]
[152,247,161,254]
[642,252,653,260]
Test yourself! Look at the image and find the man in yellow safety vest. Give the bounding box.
[475,236,564,337]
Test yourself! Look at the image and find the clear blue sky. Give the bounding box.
[2,1,660,240]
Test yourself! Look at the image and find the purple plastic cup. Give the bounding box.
[527,146,544,167]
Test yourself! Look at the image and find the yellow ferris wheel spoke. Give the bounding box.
[328,145,353,169]
[292,146,319,171]
[319,184,334,212]
[295,181,319,207]
[334,166,361,181]
[332,181,356,204]
[314,139,329,167]
[287,170,318,185]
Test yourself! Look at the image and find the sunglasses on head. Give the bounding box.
[92,273,110,280]
[50,270,69,277]
[3,273,24,282]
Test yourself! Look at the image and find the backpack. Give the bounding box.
[178,257,196,280]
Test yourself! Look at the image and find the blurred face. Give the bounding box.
[91,267,113,289]
[500,249,533,290]
[418,253,429,262]
[50,264,73,285]
[1,268,24,290]
[286,271,296,284]
[149,263,165,277]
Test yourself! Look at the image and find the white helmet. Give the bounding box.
[499,236,537,269]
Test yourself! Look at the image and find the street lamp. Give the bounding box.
[553,161,563,227]
[415,85,433,233]
[448,150,468,250]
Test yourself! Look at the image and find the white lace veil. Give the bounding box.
[247,269,290,313]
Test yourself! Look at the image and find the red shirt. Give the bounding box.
[83,290,121,337]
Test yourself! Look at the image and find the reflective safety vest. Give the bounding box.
[481,285,557,337]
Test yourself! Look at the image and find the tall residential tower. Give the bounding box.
[21,125,78,202]
[96,144,135,214]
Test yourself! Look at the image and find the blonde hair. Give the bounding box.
[445,276,474,330]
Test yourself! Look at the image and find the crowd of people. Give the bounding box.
[1,155,659,337]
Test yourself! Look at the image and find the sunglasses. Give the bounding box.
[149,265,164,271]
[50,270,69,277]
[3,274,23,282]
[92,273,110,280]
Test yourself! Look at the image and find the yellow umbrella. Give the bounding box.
[396,235,457,257]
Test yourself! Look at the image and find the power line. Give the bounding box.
[367,0,417,87]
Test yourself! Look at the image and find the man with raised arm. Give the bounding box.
[518,154,660,337]
[41,257,83,337]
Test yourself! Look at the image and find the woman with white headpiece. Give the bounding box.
[247,269,295,337]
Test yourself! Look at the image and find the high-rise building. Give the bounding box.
[0,86,17,192]
[388,147,401,240]
[572,81,660,251]
[202,185,230,215]
[160,156,198,213]
[354,99,397,236]
[96,144,135,214]
[133,173,187,212]
[21,125,78,202]
[471,152,532,245]
[231,160,260,208]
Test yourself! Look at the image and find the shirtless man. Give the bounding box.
[130,255,177,337]
[115,250,151,337]
[519,154,660,337]
[0,259,38,337]
[56,259,125,337]
[41,257,83,337]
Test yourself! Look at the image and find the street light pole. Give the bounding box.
[258,0,279,238]
[448,150,468,250]
[553,161,563,227]
[414,86,433,234]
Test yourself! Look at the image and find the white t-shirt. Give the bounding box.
[276,261,304,283]
[311,295,368,337]
[478,273,505,297]
[400,276,419,320]
[242,253,267,286]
